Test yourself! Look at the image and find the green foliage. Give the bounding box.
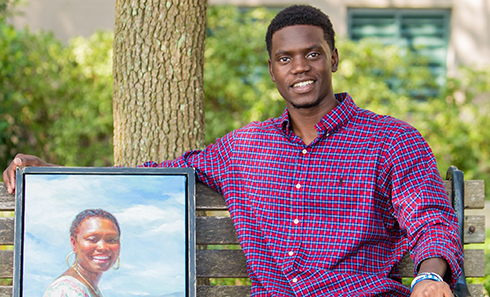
[204,6,282,144]
[417,67,490,183]
[0,22,114,169]
[333,38,437,117]
[47,32,114,167]
[0,0,21,22]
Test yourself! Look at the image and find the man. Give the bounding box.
[3,5,462,296]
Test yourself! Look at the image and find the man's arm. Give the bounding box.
[418,257,448,279]
[2,153,59,194]
[410,257,453,296]
[381,127,463,295]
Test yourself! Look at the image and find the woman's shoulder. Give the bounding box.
[43,275,92,297]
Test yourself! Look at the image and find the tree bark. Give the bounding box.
[113,0,207,166]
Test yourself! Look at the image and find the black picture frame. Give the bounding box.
[13,167,196,297]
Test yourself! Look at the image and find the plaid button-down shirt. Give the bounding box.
[144,93,463,296]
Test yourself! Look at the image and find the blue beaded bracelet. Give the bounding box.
[410,272,444,291]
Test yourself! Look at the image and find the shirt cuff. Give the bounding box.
[411,224,463,288]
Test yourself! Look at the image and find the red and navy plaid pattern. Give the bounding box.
[143,93,463,296]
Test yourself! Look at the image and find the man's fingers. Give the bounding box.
[8,157,21,194]
[13,157,22,166]
[2,154,50,194]
[3,162,16,194]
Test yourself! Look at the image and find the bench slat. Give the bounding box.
[464,215,485,243]
[197,250,248,278]
[2,247,485,281]
[197,285,251,297]
[1,214,485,246]
[0,218,14,245]
[2,246,486,279]
[195,215,485,245]
[196,183,228,211]
[194,180,486,210]
[196,216,238,245]
[469,284,485,297]
[443,180,485,209]
[1,181,486,210]
[0,185,15,211]
[0,287,13,297]
[196,249,484,278]
[0,251,13,278]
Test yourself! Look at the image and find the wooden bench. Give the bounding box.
[0,166,486,296]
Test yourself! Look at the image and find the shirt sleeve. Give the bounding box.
[140,129,237,193]
[382,127,463,287]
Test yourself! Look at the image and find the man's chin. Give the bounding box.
[290,99,321,110]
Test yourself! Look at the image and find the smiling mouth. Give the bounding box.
[92,255,111,263]
[292,80,314,88]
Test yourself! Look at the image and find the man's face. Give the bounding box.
[268,25,338,110]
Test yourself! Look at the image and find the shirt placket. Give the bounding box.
[283,144,310,288]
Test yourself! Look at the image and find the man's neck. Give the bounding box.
[288,96,339,145]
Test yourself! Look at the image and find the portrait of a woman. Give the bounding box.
[43,209,121,297]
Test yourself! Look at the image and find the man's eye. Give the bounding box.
[308,53,320,58]
[87,236,98,242]
[279,57,289,62]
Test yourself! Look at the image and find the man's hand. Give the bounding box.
[410,257,452,296]
[2,153,58,194]
[410,279,453,296]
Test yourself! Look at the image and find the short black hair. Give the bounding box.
[265,5,336,56]
[70,209,121,238]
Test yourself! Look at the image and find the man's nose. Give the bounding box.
[291,57,310,74]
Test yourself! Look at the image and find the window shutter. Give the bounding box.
[348,9,450,85]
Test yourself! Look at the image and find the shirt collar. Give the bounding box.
[278,93,358,136]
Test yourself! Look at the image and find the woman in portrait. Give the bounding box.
[43,209,121,297]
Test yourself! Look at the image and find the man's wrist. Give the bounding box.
[411,272,444,290]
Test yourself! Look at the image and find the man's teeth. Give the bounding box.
[293,80,313,88]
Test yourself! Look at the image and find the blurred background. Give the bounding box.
[1,0,489,293]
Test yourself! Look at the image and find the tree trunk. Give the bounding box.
[113,0,207,166]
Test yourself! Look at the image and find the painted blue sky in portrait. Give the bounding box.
[22,173,188,297]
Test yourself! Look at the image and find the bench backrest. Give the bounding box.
[0,171,486,296]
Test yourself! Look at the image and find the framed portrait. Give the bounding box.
[13,167,196,297]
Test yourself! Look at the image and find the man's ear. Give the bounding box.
[268,59,276,82]
[331,48,339,73]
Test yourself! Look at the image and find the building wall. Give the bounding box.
[9,0,490,71]
[9,0,115,42]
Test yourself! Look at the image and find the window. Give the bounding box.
[348,8,450,85]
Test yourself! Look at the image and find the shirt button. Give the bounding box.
[292,278,298,283]
[301,149,308,154]
[295,183,301,189]
[288,251,294,256]
[293,219,299,224]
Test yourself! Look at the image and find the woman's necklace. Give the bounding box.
[74,265,101,297]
